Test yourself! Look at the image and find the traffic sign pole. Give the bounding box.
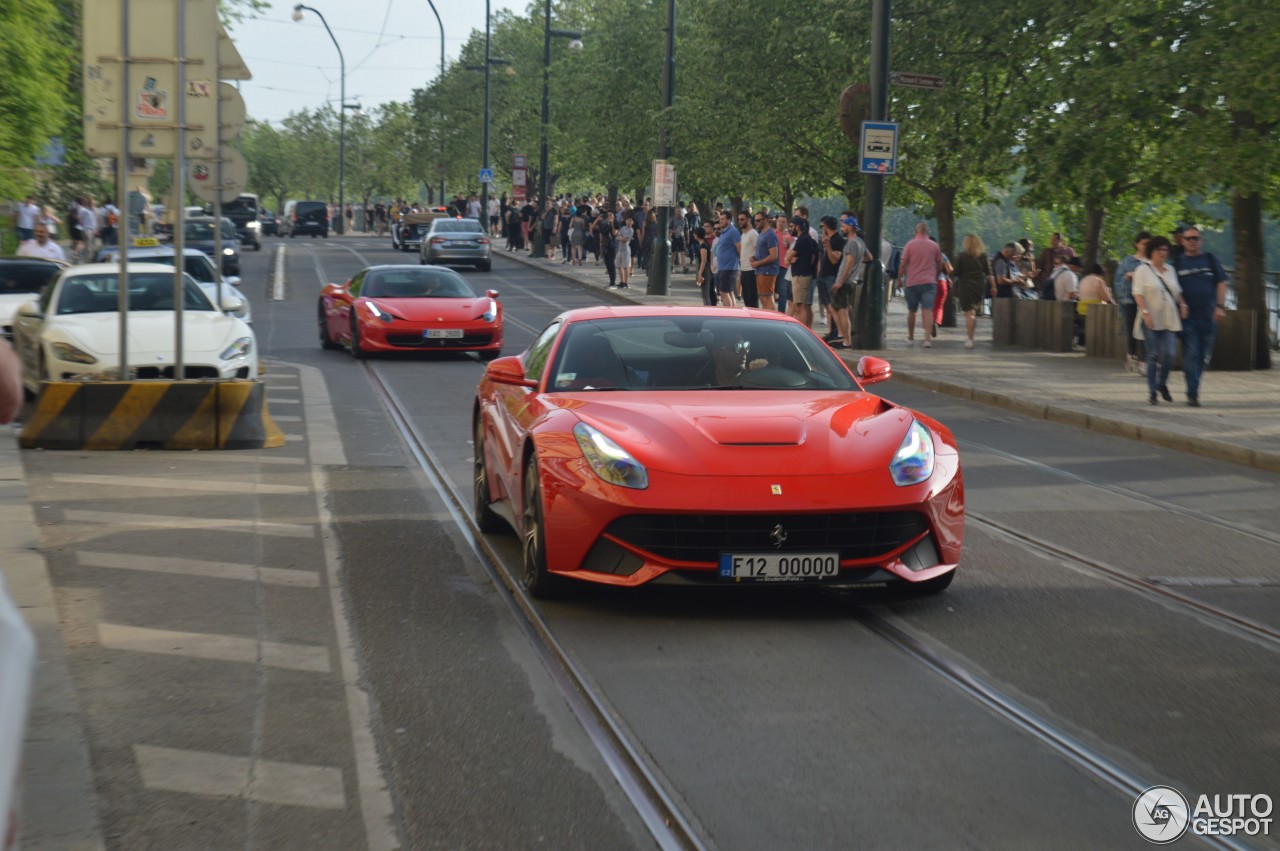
[860,0,891,351]
[117,0,131,379]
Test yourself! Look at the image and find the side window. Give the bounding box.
[348,271,366,298]
[523,321,561,382]
[39,274,61,314]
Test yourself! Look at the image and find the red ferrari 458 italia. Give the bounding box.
[473,307,964,598]
[318,264,503,359]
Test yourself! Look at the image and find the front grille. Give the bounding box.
[386,332,492,348]
[133,365,220,379]
[606,511,928,565]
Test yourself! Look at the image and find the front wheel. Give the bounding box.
[522,457,565,599]
[473,418,506,533]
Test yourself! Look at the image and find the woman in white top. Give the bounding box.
[1132,236,1190,405]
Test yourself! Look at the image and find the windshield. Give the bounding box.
[223,197,258,216]
[101,253,219,284]
[183,220,237,241]
[547,316,859,392]
[431,220,484,234]
[0,264,58,295]
[363,268,476,299]
[55,273,216,315]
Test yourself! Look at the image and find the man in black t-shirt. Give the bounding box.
[785,217,821,329]
[817,216,846,343]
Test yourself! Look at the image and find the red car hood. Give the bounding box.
[547,391,915,476]
[365,297,491,322]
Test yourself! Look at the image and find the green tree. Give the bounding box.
[1,0,74,200]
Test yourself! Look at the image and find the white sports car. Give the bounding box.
[10,262,257,394]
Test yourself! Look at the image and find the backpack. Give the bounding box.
[885,245,902,278]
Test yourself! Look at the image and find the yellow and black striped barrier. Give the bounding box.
[20,380,285,451]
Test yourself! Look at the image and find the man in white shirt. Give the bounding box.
[16,224,67,261]
[15,196,40,242]
[1051,254,1080,302]
[75,199,98,259]
[736,210,759,307]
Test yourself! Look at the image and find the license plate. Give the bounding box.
[718,552,840,582]
[425,328,463,339]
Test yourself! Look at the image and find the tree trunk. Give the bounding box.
[607,184,618,212]
[844,153,864,213]
[1083,197,1105,269]
[730,195,743,219]
[780,181,794,218]
[933,186,959,327]
[1232,189,1272,369]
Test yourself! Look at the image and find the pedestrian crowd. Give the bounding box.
[10,194,124,264]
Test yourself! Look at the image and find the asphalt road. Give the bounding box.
[24,233,1279,849]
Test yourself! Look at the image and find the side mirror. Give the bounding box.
[855,355,892,386]
[485,289,500,299]
[224,276,242,288]
[485,355,537,388]
[16,300,41,319]
[220,295,246,313]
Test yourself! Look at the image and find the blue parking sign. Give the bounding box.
[859,121,899,175]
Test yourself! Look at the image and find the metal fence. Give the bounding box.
[1223,269,1279,350]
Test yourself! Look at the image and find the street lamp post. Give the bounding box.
[646,0,676,295]
[292,4,355,235]
[531,0,582,259]
[425,0,445,205]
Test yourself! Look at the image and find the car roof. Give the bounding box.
[61,262,188,276]
[0,256,64,266]
[556,305,799,325]
[98,246,211,258]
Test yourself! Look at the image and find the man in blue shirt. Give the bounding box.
[749,213,779,311]
[713,210,741,308]
[1173,226,1228,406]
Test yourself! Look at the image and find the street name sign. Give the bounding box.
[889,71,945,91]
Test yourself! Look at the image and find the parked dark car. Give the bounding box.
[261,210,278,236]
[222,194,263,251]
[285,200,329,238]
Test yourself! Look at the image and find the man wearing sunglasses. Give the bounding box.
[1173,226,1228,407]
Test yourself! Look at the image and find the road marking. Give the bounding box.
[273,414,302,422]
[64,510,315,538]
[1149,576,1279,587]
[99,623,331,673]
[282,360,347,467]
[267,396,301,404]
[78,551,320,588]
[139,451,307,465]
[52,473,308,495]
[272,245,286,300]
[264,383,301,390]
[134,744,346,810]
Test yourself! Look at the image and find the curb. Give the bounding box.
[887,369,1280,474]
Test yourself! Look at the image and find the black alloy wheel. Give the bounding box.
[521,456,564,599]
[349,318,369,359]
[318,304,340,350]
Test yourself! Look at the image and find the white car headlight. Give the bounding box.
[222,247,236,255]
[573,422,648,489]
[480,299,498,323]
[219,337,253,360]
[364,301,394,323]
[51,342,98,364]
[890,420,935,486]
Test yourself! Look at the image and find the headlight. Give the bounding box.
[573,422,648,490]
[364,301,394,322]
[247,221,261,229]
[219,337,253,360]
[51,342,98,364]
[222,247,235,255]
[480,299,498,323]
[889,420,935,486]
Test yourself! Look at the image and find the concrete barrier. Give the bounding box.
[991,298,1017,345]
[19,380,285,451]
[1084,303,1129,363]
[1015,299,1039,348]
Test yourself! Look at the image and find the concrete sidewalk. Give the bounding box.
[498,248,1280,473]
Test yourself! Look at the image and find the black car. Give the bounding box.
[261,210,278,236]
[0,256,65,341]
[222,194,263,251]
[287,201,329,238]
[181,216,242,275]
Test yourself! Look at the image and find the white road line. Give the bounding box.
[267,397,301,404]
[99,623,331,673]
[78,551,320,588]
[52,474,308,495]
[139,451,307,466]
[272,245,286,301]
[264,383,301,390]
[279,360,347,467]
[134,744,346,810]
[284,434,305,442]
[63,510,315,538]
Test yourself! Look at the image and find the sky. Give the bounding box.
[224,1,526,125]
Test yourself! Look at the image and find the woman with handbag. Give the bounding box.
[1132,236,1190,405]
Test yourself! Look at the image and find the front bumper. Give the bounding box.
[356,317,502,354]
[533,458,964,589]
